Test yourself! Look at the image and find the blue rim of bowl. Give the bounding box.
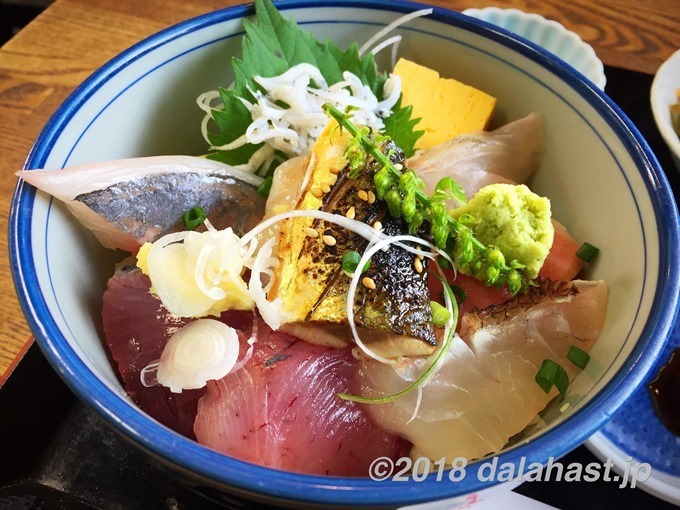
[9,0,680,506]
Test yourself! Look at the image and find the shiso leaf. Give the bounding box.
[207,0,422,169]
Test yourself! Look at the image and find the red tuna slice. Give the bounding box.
[102,264,254,439]
[539,220,586,281]
[429,269,513,317]
[429,221,586,315]
[102,264,200,438]
[17,156,265,253]
[194,321,407,476]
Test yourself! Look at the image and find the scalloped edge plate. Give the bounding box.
[462,7,606,90]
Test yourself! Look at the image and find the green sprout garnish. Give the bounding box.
[322,103,528,294]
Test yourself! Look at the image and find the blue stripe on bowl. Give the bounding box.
[9,0,680,506]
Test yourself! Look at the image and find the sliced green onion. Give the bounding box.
[342,250,370,275]
[257,175,273,197]
[576,242,599,263]
[567,345,591,369]
[437,256,452,269]
[535,359,569,400]
[451,285,466,304]
[183,206,206,231]
[337,268,459,404]
[430,301,451,327]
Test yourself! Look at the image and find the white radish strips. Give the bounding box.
[358,8,433,57]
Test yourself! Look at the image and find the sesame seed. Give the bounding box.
[311,187,324,198]
[330,166,341,174]
[394,163,404,170]
[372,221,383,231]
[367,190,376,204]
[305,228,319,238]
[321,183,331,194]
[357,190,369,201]
[414,258,423,274]
[362,276,376,290]
[322,235,337,246]
[346,206,356,219]
[328,174,338,185]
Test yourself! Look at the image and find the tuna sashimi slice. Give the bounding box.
[357,279,607,462]
[17,156,266,252]
[102,264,405,474]
[194,319,408,476]
[102,264,201,438]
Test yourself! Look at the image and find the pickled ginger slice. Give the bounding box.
[357,279,608,462]
[16,156,266,252]
[269,122,436,359]
[408,113,545,200]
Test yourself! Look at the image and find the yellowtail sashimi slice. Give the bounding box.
[357,279,608,462]
[408,113,545,201]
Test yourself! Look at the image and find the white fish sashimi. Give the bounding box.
[16,155,265,252]
[356,279,608,462]
[408,112,545,200]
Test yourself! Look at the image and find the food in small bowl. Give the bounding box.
[10,0,680,507]
[651,47,680,172]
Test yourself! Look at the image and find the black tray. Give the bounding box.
[1,66,678,510]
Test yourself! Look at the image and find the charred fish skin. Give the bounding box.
[76,172,266,241]
[351,216,436,347]
[272,122,436,351]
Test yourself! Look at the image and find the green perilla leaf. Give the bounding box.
[207,0,423,170]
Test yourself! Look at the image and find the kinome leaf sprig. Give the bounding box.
[322,103,528,294]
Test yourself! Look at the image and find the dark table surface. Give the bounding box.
[1,65,678,510]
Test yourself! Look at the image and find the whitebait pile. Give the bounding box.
[197,8,432,174]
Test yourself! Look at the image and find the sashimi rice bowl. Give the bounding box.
[9,0,680,507]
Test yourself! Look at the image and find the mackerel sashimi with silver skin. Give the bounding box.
[17,156,266,252]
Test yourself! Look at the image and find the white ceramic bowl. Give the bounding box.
[463,7,607,90]
[9,1,680,508]
[651,48,680,172]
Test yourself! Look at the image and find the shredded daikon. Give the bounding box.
[358,8,433,57]
[245,236,286,330]
[155,319,240,393]
[232,310,259,372]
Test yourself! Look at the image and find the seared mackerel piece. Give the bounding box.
[271,123,436,359]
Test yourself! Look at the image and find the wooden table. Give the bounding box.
[0,0,678,382]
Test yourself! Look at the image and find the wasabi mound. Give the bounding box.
[452,183,554,279]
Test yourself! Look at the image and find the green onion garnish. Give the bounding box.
[437,256,452,270]
[257,175,273,197]
[183,206,207,231]
[451,285,466,304]
[342,250,370,275]
[576,242,599,263]
[430,301,451,327]
[567,345,591,369]
[535,359,569,400]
